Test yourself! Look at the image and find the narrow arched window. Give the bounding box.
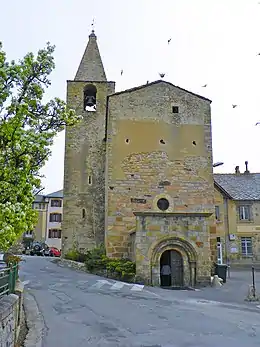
[82,208,86,219]
[83,84,97,111]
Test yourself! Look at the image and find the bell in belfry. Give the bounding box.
[83,84,97,111]
[85,95,96,107]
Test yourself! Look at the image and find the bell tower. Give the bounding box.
[62,30,115,254]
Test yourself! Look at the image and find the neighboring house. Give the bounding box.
[45,190,63,249]
[28,194,48,244]
[30,190,63,250]
[214,162,260,264]
[212,181,236,265]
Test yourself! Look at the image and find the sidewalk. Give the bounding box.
[184,269,260,305]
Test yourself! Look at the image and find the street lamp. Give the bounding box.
[213,162,224,168]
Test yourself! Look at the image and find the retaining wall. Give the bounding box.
[0,280,24,347]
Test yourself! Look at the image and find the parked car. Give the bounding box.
[0,253,6,269]
[49,247,61,257]
[30,242,49,256]
[42,248,51,256]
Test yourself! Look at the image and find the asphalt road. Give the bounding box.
[19,256,260,347]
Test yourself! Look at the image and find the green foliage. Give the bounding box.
[64,249,80,261]
[4,253,23,266]
[84,244,107,272]
[106,258,136,281]
[0,41,81,250]
[65,249,87,263]
[84,245,136,282]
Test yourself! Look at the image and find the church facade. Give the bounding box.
[62,30,215,287]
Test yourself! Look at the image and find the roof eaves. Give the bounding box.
[108,80,212,103]
[214,181,233,200]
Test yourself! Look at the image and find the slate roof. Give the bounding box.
[214,173,260,201]
[45,189,63,198]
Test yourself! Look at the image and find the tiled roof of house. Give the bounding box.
[214,173,260,201]
[45,189,63,198]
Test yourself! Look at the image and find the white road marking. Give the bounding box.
[110,281,125,290]
[91,279,145,292]
[92,280,112,289]
[131,284,144,291]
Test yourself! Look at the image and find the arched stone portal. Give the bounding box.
[150,237,197,288]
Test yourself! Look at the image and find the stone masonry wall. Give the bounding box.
[105,81,215,262]
[62,81,115,253]
[0,281,24,347]
[0,295,19,347]
[134,214,212,286]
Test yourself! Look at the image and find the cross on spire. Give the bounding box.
[91,18,95,32]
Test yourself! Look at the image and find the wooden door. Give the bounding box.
[170,250,184,287]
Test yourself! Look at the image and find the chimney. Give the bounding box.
[244,161,250,174]
[235,166,240,175]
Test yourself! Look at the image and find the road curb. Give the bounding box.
[23,291,46,347]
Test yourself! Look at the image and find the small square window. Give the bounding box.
[172,106,179,113]
[51,199,62,207]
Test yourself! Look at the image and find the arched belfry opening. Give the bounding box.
[83,84,97,112]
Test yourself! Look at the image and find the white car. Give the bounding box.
[0,253,6,269]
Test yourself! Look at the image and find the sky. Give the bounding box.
[1,0,260,194]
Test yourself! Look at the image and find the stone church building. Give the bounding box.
[62,30,215,287]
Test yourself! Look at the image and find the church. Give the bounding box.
[62,30,215,287]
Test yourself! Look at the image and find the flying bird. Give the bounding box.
[120,70,123,76]
[232,104,237,108]
[256,122,260,125]
[168,38,171,44]
[159,73,165,78]
[257,53,260,56]
[202,84,207,87]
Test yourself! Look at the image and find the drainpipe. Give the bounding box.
[224,197,231,278]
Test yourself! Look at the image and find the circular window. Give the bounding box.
[157,198,170,211]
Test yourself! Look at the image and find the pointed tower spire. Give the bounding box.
[74,30,107,81]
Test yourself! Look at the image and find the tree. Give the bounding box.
[0,42,81,251]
